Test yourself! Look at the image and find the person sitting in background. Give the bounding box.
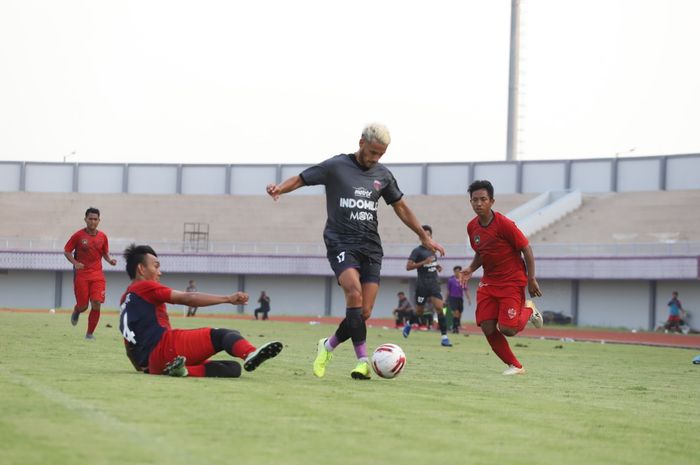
[254,291,271,320]
[392,291,414,328]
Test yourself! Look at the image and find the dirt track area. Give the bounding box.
[4,308,699,350]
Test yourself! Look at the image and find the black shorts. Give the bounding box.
[327,247,382,284]
[415,280,442,306]
[448,296,464,312]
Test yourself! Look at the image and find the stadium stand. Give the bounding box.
[0,192,535,247]
[528,190,700,243]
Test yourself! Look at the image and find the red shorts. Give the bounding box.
[148,328,215,375]
[667,315,681,323]
[475,284,525,330]
[74,276,106,307]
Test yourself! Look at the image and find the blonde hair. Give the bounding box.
[361,123,391,145]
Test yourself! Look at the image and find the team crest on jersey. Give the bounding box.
[373,180,382,191]
[474,235,480,245]
[81,239,89,246]
[507,307,516,319]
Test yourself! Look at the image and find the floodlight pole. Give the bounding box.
[505,0,521,162]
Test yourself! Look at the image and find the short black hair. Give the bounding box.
[468,180,494,199]
[124,244,157,279]
[453,265,462,272]
[421,225,432,234]
[397,291,405,296]
[85,207,100,217]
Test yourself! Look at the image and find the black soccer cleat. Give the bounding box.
[243,341,283,372]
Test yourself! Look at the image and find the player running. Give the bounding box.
[119,244,282,378]
[64,207,117,339]
[460,180,543,375]
[402,225,452,347]
[266,123,445,380]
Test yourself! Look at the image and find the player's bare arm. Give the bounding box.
[391,198,446,256]
[103,252,117,266]
[521,245,542,297]
[266,175,305,201]
[63,251,84,269]
[460,253,482,286]
[170,290,250,307]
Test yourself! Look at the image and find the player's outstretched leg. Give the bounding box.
[527,300,543,328]
[313,338,334,378]
[244,341,283,372]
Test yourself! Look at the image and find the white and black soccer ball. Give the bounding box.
[371,343,406,379]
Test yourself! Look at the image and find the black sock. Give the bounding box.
[204,360,241,378]
[345,307,366,345]
[210,328,244,356]
[437,312,447,335]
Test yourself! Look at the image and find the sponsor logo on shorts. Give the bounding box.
[507,307,516,319]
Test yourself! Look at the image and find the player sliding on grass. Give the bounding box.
[267,123,444,380]
[119,244,282,378]
[460,180,543,375]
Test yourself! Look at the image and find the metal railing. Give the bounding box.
[1,236,699,258]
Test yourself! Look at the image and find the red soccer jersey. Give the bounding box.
[120,280,174,331]
[64,229,110,279]
[467,211,529,287]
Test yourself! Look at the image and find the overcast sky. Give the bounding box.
[1,0,698,165]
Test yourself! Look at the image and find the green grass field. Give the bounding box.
[1,311,698,465]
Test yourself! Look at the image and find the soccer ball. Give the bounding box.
[371,343,406,379]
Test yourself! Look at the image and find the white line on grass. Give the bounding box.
[0,366,223,465]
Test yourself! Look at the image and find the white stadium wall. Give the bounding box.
[78,164,124,193]
[5,269,698,332]
[127,165,178,194]
[570,160,612,193]
[1,153,699,195]
[230,165,277,195]
[521,162,567,193]
[666,155,700,190]
[533,280,574,318]
[426,164,470,195]
[25,163,74,193]
[617,158,662,192]
[0,270,56,308]
[473,163,518,193]
[387,165,423,195]
[577,280,651,329]
[181,165,228,195]
[0,162,22,192]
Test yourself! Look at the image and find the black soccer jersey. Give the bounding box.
[409,245,439,283]
[300,154,403,252]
